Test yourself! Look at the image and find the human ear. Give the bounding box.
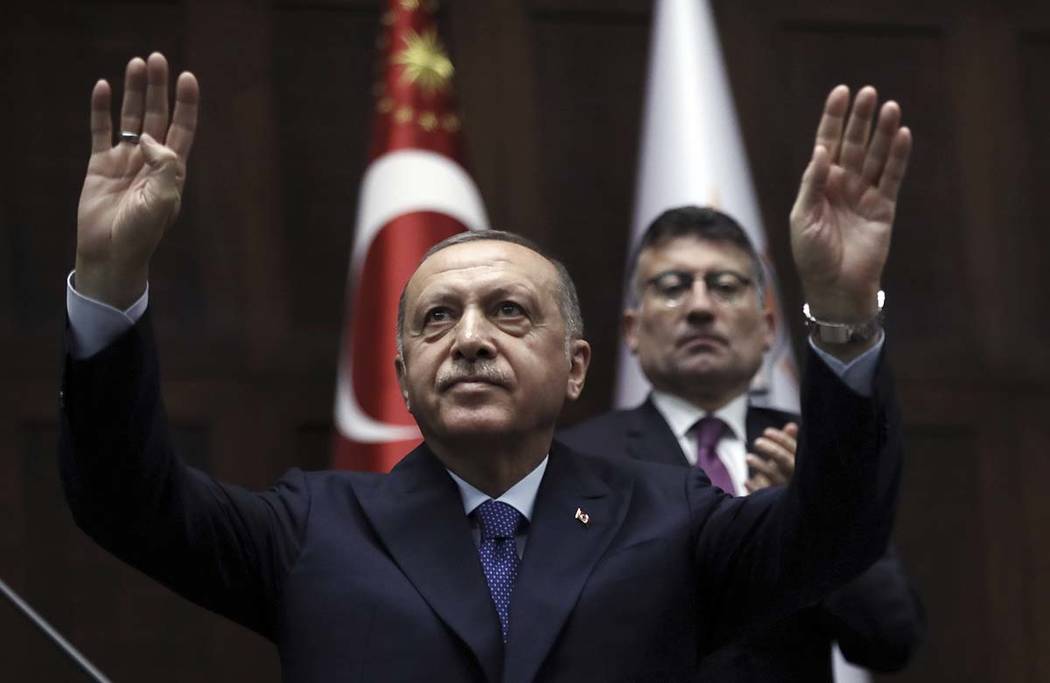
[565,339,591,400]
[394,356,411,410]
[623,308,640,355]
[761,303,776,352]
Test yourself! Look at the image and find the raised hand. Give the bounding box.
[75,52,199,309]
[790,86,912,326]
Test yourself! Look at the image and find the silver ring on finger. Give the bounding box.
[119,131,141,145]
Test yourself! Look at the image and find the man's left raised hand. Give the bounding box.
[790,86,912,333]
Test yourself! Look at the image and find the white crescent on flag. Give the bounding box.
[335,149,488,444]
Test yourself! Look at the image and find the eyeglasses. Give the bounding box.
[642,270,754,307]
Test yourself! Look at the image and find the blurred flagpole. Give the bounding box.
[333,0,489,471]
[614,0,799,415]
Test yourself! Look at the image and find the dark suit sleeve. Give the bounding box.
[817,548,925,671]
[689,345,903,652]
[58,312,308,639]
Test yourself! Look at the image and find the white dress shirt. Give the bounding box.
[446,457,547,557]
[650,390,752,496]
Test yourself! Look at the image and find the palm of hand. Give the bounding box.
[793,162,893,296]
[77,144,184,271]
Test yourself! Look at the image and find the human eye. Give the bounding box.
[495,301,526,318]
[423,306,455,327]
[708,272,749,299]
[652,271,691,298]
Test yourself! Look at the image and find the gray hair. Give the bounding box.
[396,230,584,356]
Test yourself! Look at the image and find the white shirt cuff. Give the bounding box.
[66,271,148,359]
[807,332,884,397]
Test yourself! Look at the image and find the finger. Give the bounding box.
[119,57,148,137]
[746,473,772,493]
[783,422,799,438]
[751,440,795,475]
[793,144,831,220]
[762,426,798,453]
[142,52,170,141]
[90,79,112,154]
[878,126,913,203]
[167,72,200,161]
[861,101,902,186]
[747,454,784,481]
[813,85,850,161]
[839,86,878,174]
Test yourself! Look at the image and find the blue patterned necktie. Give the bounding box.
[473,499,526,643]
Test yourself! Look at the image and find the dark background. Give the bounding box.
[1,0,1048,680]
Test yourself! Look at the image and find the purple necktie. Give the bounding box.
[474,500,526,643]
[694,416,735,495]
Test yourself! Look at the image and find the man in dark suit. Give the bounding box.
[560,206,924,680]
[60,53,913,681]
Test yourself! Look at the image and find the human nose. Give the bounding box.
[450,307,497,361]
[681,278,717,317]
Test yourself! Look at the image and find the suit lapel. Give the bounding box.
[353,444,504,683]
[503,443,632,683]
[626,398,690,466]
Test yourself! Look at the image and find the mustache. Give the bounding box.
[436,362,511,391]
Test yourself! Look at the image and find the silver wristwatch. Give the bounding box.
[802,291,885,344]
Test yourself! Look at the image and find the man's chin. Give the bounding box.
[434,408,518,440]
[671,358,727,380]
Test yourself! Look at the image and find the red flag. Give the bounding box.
[333,0,489,471]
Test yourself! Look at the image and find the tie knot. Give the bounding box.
[694,416,727,450]
[475,500,525,541]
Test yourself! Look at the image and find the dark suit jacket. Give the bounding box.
[59,315,902,682]
[559,397,924,681]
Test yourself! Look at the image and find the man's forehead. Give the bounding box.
[408,239,557,296]
[639,236,752,272]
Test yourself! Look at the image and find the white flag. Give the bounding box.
[615,0,799,415]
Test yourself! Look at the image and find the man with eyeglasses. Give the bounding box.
[559,206,924,680]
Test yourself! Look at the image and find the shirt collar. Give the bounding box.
[649,390,749,443]
[446,456,549,521]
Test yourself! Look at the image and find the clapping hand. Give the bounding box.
[745,422,799,493]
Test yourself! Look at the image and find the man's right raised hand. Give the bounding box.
[75,52,199,309]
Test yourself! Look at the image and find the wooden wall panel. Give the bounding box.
[530,8,650,424]
[893,423,989,682]
[1016,397,1050,681]
[1017,32,1050,375]
[272,5,377,341]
